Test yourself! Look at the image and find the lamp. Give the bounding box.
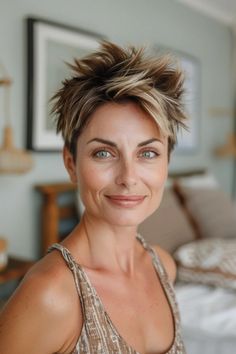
[0,62,33,174]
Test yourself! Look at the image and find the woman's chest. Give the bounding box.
[88,271,175,354]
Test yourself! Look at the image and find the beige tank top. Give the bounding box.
[47,234,186,354]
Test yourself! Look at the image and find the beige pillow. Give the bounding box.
[176,186,236,239]
[138,188,196,253]
[174,238,236,290]
[177,173,219,189]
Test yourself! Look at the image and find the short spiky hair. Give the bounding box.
[52,41,188,159]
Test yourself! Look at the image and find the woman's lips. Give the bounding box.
[105,195,146,207]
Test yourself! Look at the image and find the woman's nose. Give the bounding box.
[115,159,138,187]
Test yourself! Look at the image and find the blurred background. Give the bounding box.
[0,1,236,352]
[0,0,235,258]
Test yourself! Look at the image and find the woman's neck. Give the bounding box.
[66,212,143,276]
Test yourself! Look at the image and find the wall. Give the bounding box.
[0,0,234,259]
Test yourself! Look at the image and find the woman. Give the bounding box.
[0,41,187,353]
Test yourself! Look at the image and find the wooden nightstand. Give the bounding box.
[35,182,78,256]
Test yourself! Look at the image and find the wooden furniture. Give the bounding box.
[0,256,34,285]
[35,182,78,256]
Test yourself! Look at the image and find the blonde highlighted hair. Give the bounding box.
[52,41,188,159]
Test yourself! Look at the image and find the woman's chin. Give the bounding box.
[84,204,156,228]
[102,212,148,228]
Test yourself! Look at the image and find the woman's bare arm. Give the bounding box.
[0,265,82,354]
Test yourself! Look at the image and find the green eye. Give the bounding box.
[94,150,112,159]
[140,150,158,159]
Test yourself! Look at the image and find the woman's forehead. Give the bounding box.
[80,101,167,142]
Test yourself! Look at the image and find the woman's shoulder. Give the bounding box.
[151,244,177,284]
[24,249,71,283]
[21,251,83,329]
[0,252,82,354]
[24,252,72,296]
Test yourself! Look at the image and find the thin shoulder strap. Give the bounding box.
[136,234,166,273]
[136,234,174,295]
[137,233,181,327]
[47,243,76,270]
[47,243,119,341]
[47,243,86,315]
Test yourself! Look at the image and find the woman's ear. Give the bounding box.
[63,146,77,184]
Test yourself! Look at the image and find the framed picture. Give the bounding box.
[152,46,201,153]
[26,17,104,151]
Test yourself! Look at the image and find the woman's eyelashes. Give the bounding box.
[91,147,115,159]
[91,147,160,160]
[93,149,114,159]
[138,149,160,159]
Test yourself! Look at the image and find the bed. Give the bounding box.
[35,169,236,354]
[176,283,236,354]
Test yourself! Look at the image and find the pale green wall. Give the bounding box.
[0,0,234,259]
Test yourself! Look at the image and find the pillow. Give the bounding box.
[174,185,236,239]
[174,238,236,290]
[176,173,219,189]
[138,188,196,253]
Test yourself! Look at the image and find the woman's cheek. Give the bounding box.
[141,164,167,187]
[77,161,113,192]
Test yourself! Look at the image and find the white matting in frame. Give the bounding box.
[152,45,201,153]
[26,18,103,151]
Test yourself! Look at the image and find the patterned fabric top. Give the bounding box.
[47,235,186,354]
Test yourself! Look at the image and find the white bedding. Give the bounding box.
[175,283,236,354]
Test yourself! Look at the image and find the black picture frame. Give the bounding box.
[26,17,104,151]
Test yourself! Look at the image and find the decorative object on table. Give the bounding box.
[26,17,104,152]
[214,133,236,158]
[0,62,33,174]
[0,238,8,271]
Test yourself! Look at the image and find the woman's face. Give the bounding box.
[65,101,168,227]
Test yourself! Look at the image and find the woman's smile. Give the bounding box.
[105,194,147,208]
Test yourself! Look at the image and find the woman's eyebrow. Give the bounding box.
[87,138,117,147]
[138,138,164,146]
[86,137,163,146]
